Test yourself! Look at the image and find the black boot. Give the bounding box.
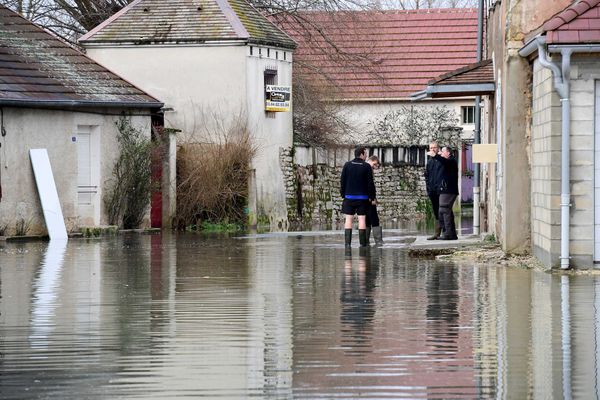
[366,227,371,245]
[345,229,352,248]
[372,226,384,245]
[359,229,368,247]
[427,220,442,240]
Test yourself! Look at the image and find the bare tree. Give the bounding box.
[0,0,131,43]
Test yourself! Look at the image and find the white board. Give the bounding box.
[29,149,68,240]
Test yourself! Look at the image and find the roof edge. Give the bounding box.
[542,0,600,32]
[79,0,144,42]
[0,98,164,109]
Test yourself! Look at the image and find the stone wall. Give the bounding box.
[280,145,429,226]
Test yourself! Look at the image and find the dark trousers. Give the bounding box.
[366,204,380,227]
[428,191,440,221]
[439,194,458,238]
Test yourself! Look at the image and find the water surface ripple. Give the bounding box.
[1,233,599,399]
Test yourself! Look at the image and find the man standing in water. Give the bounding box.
[424,141,444,240]
[341,146,376,248]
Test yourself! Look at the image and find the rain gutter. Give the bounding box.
[519,36,573,269]
[0,99,164,110]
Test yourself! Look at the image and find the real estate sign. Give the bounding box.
[265,85,291,112]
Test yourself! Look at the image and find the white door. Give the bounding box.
[76,125,100,225]
[595,81,600,262]
[77,127,92,205]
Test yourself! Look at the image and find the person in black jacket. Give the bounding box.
[365,155,383,245]
[427,145,459,240]
[424,141,444,240]
[340,146,376,247]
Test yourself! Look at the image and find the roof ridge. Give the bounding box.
[79,0,143,42]
[214,0,249,38]
[542,0,600,32]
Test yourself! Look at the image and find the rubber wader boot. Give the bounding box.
[345,229,352,248]
[366,227,371,245]
[372,226,384,245]
[359,229,368,247]
[427,220,442,240]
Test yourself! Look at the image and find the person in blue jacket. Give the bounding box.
[340,146,376,247]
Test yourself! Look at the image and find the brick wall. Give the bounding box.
[531,55,600,268]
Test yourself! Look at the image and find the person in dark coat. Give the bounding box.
[427,145,459,240]
[340,146,376,247]
[424,141,444,240]
[365,155,383,245]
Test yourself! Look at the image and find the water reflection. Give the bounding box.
[29,239,67,348]
[340,249,378,355]
[3,234,600,398]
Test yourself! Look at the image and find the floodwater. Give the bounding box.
[1,231,599,399]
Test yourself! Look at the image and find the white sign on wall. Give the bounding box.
[265,85,291,112]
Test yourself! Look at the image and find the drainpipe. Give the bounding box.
[473,0,484,236]
[520,37,571,269]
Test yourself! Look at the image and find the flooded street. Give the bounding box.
[1,232,600,399]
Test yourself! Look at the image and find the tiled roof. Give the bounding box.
[0,6,162,108]
[429,59,493,85]
[79,0,296,49]
[274,9,478,100]
[414,59,494,99]
[543,0,600,44]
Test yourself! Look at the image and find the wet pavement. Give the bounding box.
[1,231,599,399]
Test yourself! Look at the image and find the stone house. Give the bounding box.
[0,6,162,236]
[274,9,480,224]
[79,0,296,229]
[426,0,600,269]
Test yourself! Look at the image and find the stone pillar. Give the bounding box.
[502,47,532,254]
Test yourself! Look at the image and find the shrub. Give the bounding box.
[104,116,155,229]
[175,115,256,229]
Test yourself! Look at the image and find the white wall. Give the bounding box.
[245,45,293,228]
[0,108,150,235]
[340,98,477,143]
[86,43,294,228]
[86,45,248,138]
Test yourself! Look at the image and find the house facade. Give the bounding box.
[477,0,600,269]
[79,0,296,229]
[0,6,162,236]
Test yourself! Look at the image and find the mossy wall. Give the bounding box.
[280,146,429,226]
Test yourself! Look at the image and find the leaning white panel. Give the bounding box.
[29,149,68,240]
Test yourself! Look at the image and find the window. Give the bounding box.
[462,106,475,124]
[264,68,277,118]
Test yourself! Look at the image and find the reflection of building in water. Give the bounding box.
[247,236,294,395]
[425,264,459,355]
[473,266,600,399]
[340,253,378,355]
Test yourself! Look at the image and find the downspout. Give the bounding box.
[521,37,571,269]
[473,0,484,236]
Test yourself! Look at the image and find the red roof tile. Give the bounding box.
[273,9,478,100]
[544,0,600,44]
